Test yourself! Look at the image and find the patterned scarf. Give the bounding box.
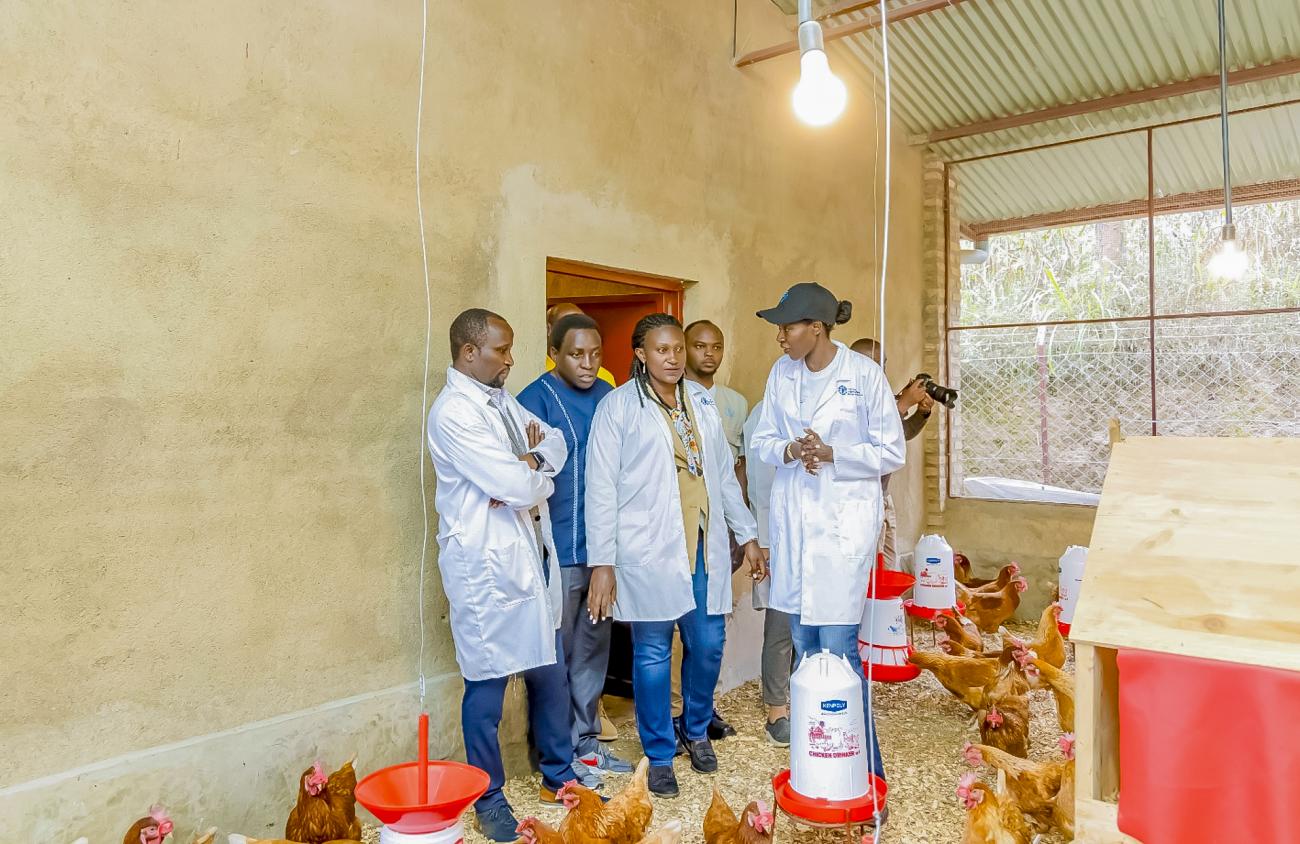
[667,403,704,478]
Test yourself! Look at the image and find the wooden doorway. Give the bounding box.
[546,258,686,385]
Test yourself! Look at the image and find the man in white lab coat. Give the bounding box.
[426,308,583,841]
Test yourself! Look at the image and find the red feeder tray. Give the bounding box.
[355,713,490,834]
[772,769,887,826]
[1058,621,1071,638]
[861,660,921,683]
[903,600,965,620]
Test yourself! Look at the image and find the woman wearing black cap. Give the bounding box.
[750,282,906,784]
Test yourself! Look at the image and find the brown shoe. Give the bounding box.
[598,701,619,742]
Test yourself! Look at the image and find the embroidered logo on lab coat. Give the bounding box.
[837,385,864,397]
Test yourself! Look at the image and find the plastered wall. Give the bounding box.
[1,1,924,837]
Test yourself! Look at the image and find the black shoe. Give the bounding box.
[684,737,718,774]
[648,765,679,797]
[475,805,521,843]
[672,716,687,757]
[707,712,737,740]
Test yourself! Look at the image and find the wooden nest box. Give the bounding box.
[1071,435,1300,843]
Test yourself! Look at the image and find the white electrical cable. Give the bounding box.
[414,0,433,708]
[864,1,891,840]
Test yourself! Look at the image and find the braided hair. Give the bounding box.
[630,312,686,408]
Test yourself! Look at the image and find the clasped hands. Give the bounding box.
[786,428,833,475]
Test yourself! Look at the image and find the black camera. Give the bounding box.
[914,373,958,408]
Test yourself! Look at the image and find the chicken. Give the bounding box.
[954,552,977,586]
[957,770,1033,844]
[1052,738,1077,839]
[636,822,683,844]
[559,757,654,844]
[123,805,174,844]
[909,650,1002,709]
[963,577,1028,634]
[324,754,361,841]
[971,564,1021,595]
[1001,602,1066,669]
[933,614,983,653]
[963,734,1075,826]
[517,817,566,844]
[285,759,357,844]
[702,788,775,844]
[977,693,1031,758]
[1023,653,1075,733]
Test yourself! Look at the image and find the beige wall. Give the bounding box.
[0,0,924,838]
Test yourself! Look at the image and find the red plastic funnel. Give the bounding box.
[355,761,489,834]
[866,568,915,601]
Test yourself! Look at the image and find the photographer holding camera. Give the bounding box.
[851,338,956,570]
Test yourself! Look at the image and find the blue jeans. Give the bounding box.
[630,542,725,766]
[462,631,581,811]
[789,616,886,781]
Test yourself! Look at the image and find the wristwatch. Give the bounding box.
[528,452,548,471]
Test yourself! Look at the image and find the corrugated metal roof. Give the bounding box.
[794,0,1300,227]
[952,99,1300,225]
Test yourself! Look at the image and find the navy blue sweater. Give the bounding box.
[517,371,613,567]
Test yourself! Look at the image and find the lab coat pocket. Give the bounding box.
[486,538,537,608]
[616,510,654,567]
[836,498,875,560]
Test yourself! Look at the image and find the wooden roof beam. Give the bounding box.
[927,57,1300,144]
[734,0,973,68]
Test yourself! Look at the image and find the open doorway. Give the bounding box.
[545,258,685,385]
[544,258,687,702]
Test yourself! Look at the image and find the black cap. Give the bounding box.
[756,282,840,325]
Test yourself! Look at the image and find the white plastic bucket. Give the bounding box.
[790,650,868,801]
[1058,545,1089,627]
[913,534,956,610]
[380,821,466,844]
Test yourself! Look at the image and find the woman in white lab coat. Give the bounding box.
[585,313,765,799]
[751,283,906,782]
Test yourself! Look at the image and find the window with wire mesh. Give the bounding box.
[950,201,1300,502]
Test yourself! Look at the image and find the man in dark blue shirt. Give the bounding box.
[517,314,630,780]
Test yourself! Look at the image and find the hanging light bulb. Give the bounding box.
[1207,0,1249,280]
[1208,224,1248,280]
[792,0,847,126]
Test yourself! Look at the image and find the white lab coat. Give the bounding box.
[751,342,906,625]
[742,401,777,610]
[426,367,568,681]
[586,380,759,622]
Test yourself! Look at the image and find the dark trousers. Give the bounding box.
[462,631,579,811]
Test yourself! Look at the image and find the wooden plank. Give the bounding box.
[734,0,972,68]
[1070,437,1300,671]
[1074,644,1099,802]
[928,57,1300,143]
[1076,798,1142,844]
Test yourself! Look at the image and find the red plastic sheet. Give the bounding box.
[1117,649,1300,844]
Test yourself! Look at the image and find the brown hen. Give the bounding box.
[957,771,1033,844]
[285,759,357,844]
[702,788,775,844]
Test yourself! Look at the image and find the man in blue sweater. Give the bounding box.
[517,313,631,781]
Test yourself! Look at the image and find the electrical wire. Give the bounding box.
[1216,0,1233,227]
[414,0,433,708]
[863,2,891,839]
